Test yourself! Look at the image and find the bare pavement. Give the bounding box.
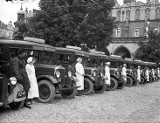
[0,81,160,123]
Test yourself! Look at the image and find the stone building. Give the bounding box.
[107,0,160,58]
[0,20,14,39]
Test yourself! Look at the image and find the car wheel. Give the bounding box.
[9,101,25,110]
[93,80,106,94]
[106,77,118,91]
[125,76,133,87]
[37,80,55,103]
[79,78,93,95]
[60,83,77,99]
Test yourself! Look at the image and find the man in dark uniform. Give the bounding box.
[12,49,31,109]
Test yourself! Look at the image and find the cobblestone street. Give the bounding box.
[1,81,160,123]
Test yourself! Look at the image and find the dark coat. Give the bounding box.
[12,56,30,91]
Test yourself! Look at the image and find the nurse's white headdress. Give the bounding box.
[27,57,33,64]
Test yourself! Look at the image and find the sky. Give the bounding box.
[0,0,147,25]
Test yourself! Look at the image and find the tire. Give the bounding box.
[106,77,118,91]
[60,83,77,99]
[79,78,93,95]
[9,101,25,110]
[139,76,144,85]
[37,80,55,103]
[125,76,133,87]
[93,80,106,94]
[117,78,125,89]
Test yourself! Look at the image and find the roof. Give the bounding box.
[0,39,55,52]
[55,47,89,57]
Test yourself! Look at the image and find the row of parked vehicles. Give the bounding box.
[0,37,159,110]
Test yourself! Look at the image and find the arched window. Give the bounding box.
[135,9,140,20]
[145,8,150,20]
[155,7,160,19]
[126,10,130,21]
[117,10,121,21]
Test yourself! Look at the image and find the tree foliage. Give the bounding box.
[27,0,116,50]
[135,31,160,63]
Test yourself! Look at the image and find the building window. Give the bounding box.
[126,10,130,21]
[135,9,140,20]
[117,10,121,21]
[134,27,139,37]
[116,28,121,37]
[145,8,150,20]
[155,7,160,19]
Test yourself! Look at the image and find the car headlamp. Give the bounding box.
[92,70,96,77]
[9,77,17,85]
[68,71,72,77]
[55,71,60,78]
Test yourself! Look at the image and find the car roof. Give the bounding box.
[0,39,55,52]
[55,47,89,57]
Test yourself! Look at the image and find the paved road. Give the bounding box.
[0,81,160,123]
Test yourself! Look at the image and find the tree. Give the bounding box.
[27,0,116,50]
[135,31,160,64]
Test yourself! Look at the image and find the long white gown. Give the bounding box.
[137,69,141,83]
[122,67,127,82]
[26,64,39,99]
[105,66,110,85]
[146,69,149,81]
[75,62,84,90]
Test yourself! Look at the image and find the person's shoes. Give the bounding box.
[24,103,32,109]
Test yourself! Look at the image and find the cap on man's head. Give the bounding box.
[27,57,33,64]
[105,62,110,65]
[77,57,82,62]
[17,49,26,55]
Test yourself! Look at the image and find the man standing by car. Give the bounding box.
[12,49,31,109]
[137,66,141,85]
[122,64,127,84]
[104,62,111,86]
[75,57,85,96]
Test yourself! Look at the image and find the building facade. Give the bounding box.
[107,0,160,58]
[0,21,14,39]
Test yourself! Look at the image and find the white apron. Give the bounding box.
[26,64,39,99]
[105,66,110,85]
[75,63,84,90]
[146,70,149,81]
[122,67,127,82]
[158,69,160,78]
[137,69,141,83]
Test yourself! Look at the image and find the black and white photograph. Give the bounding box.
[0,0,160,122]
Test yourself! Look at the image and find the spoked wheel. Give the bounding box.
[106,77,118,91]
[93,80,106,94]
[125,76,133,87]
[79,78,93,95]
[9,101,25,110]
[37,80,55,103]
[60,83,77,99]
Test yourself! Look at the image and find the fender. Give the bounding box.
[84,74,95,82]
[37,75,58,84]
[110,74,120,81]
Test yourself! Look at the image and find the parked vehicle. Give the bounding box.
[124,58,136,87]
[55,46,107,95]
[85,50,107,93]
[0,37,78,103]
[106,55,125,91]
[0,40,26,109]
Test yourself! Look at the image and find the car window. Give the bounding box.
[57,54,69,64]
[39,51,54,64]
